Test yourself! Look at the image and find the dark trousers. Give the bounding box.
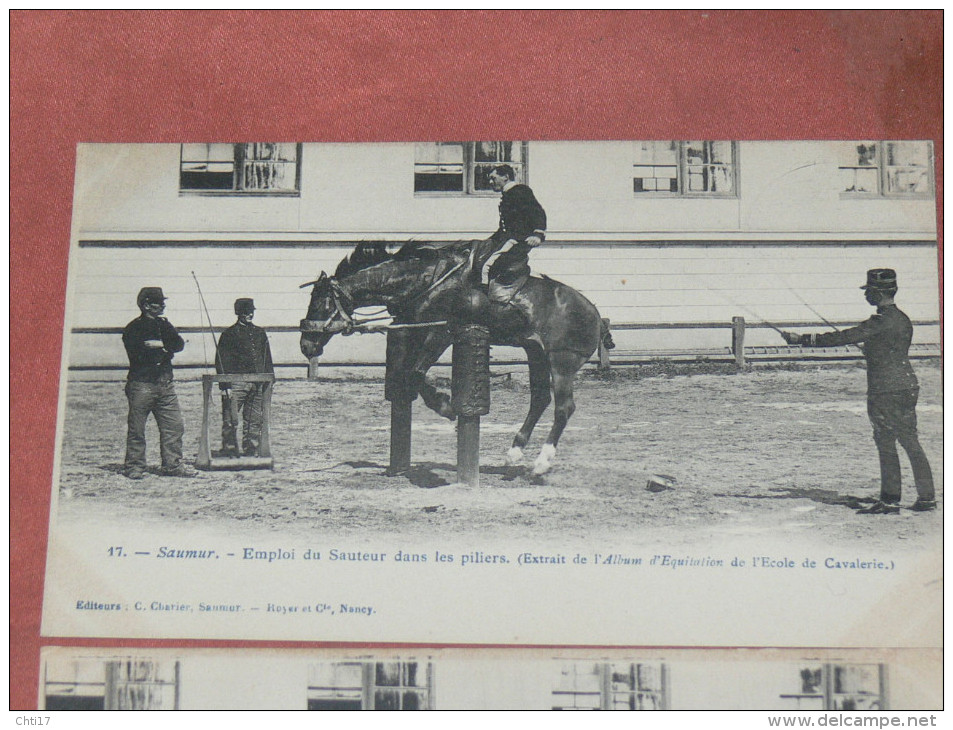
[124,379,185,470]
[867,388,934,502]
[222,383,263,455]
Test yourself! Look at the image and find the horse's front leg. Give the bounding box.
[533,350,588,475]
[506,341,552,466]
[408,330,455,420]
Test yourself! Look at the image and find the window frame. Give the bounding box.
[839,140,934,200]
[307,661,433,711]
[553,662,668,711]
[633,141,739,199]
[413,141,529,197]
[179,143,302,197]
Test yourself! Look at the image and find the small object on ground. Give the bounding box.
[646,474,676,493]
[161,464,199,478]
[909,499,937,512]
[856,500,900,515]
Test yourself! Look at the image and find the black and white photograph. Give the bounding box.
[39,647,941,710]
[41,140,940,649]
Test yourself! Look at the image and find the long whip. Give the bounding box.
[191,271,223,371]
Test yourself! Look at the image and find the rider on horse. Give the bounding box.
[473,164,547,308]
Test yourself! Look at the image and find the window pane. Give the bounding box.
[181,143,235,163]
[474,141,512,162]
[308,662,362,689]
[840,141,878,167]
[308,698,362,711]
[375,662,400,686]
[402,690,422,710]
[415,142,465,192]
[402,662,422,687]
[181,169,234,190]
[634,141,677,165]
[884,141,931,194]
[841,166,879,194]
[45,695,105,711]
[374,689,400,710]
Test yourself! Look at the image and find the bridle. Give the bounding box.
[299,276,356,335]
[299,255,468,336]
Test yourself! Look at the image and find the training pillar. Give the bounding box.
[451,324,491,487]
[732,316,746,367]
[385,329,417,474]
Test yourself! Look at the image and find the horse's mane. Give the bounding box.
[333,242,395,279]
[334,240,469,279]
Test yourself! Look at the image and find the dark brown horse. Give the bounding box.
[300,242,612,474]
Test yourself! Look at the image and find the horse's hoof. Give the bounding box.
[532,444,556,475]
[506,446,524,466]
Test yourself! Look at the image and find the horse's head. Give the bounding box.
[299,272,354,358]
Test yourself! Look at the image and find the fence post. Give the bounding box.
[598,318,611,370]
[732,316,746,367]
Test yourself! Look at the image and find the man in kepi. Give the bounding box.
[216,297,274,458]
[122,287,196,479]
[782,269,936,514]
[474,164,547,303]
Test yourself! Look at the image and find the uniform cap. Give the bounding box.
[860,268,898,290]
[234,297,255,314]
[137,287,167,305]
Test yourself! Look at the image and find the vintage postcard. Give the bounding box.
[38,645,942,711]
[40,140,941,649]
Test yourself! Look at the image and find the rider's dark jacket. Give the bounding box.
[486,183,547,284]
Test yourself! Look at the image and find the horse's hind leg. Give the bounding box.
[506,341,552,466]
[533,350,588,475]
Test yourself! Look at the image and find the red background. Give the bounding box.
[10,10,943,710]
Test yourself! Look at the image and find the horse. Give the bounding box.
[299,241,613,475]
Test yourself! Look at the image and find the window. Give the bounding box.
[307,661,432,710]
[307,662,364,711]
[634,141,737,196]
[553,662,668,710]
[180,143,301,194]
[780,664,886,711]
[414,142,527,194]
[43,659,179,711]
[839,141,933,197]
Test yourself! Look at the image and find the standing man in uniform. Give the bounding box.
[216,297,274,458]
[122,287,196,479]
[474,164,547,301]
[782,269,936,514]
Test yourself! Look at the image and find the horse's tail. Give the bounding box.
[600,318,616,350]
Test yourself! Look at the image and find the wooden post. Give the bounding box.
[385,329,416,474]
[196,375,213,469]
[388,400,412,474]
[597,318,611,370]
[307,356,321,380]
[452,324,491,487]
[732,316,746,367]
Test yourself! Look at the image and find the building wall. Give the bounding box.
[67,142,939,370]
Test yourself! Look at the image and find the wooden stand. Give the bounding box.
[196,373,275,470]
